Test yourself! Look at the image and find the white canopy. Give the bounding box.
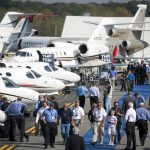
[79,59,109,67]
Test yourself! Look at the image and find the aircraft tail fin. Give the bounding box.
[1,18,32,55]
[128,4,147,29]
[88,18,115,44]
[1,12,23,26]
[8,17,31,41]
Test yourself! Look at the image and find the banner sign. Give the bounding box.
[99,54,111,63]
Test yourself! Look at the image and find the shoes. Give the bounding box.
[100,140,103,144]
[43,145,47,149]
[110,142,114,146]
[123,148,130,150]
[91,142,96,146]
[140,140,144,146]
[20,140,24,142]
[25,135,29,142]
[50,145,55,148]
[108,140,111,145]
[131,148,136,150]
[9,139,17,142]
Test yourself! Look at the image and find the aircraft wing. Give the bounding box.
[83,21,150,26]
[79,59,109,67]
[0,92,35,102]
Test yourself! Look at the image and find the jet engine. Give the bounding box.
[78,43,109,57]
[121,39,148,51]
[30,29,38,36]
[108,29,118,37]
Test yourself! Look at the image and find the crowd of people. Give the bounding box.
[0,60,150,150]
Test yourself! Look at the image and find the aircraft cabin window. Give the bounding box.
[0,73,2,75]
[44,65,52,72]
[31,70,41,78]
[26,66,31,69]
[6,72,11,77]
[2,77,19,88]
[9,66,13,68]
[0,63,6,67]
[26,72,35,79]
[64,52,66,55]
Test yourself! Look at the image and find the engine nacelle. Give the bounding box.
[108,29,118,37]
[30,29,38,36]
[78,43,109,57]
[121,39,148,52]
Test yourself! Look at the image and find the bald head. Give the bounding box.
[72,126,79,135]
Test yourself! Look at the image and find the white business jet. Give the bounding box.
[13,46,79,68]
[0,76,39,102]
[0,110,7,124]
[0,76,40,124]
[78,4,148,58]
[0,11,23,39]
[0,61,80,86]
[0,68,65,93]
[0,17,32,56]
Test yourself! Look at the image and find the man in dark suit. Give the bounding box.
[65,126,86,150]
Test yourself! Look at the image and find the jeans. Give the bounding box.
[105,98,112,114]
[61,123,70,142]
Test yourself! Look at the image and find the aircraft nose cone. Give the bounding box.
[69,73,80,82]
[60,71,80,82]
[47,78,65,90]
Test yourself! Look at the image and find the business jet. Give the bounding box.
[78,4,148,58]
[0,76,39,102]
[0,68,65,93]
[0,17,33,56]
[13,46,79,67]
[0,110,7,124]
[0,61,80,86]
[0,11,23,39]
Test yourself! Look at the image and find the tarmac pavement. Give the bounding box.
[0,86,150,150]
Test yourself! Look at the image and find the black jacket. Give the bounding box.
[65,134,86,150]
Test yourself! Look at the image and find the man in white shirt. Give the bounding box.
[72,100,85,128]
[89,82,100,108]
[124,102,136,150]
[35,101,49,136]
[91,101,107,146]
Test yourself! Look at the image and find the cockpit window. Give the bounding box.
[31,70,41,78]
[16,51,27,57]
[44,65,52,72]
[26,71,35,79]
[49,64,58,71]
[0,63,6,68]
[2,77,19,88]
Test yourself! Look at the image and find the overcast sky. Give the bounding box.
[22,0,130,4]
